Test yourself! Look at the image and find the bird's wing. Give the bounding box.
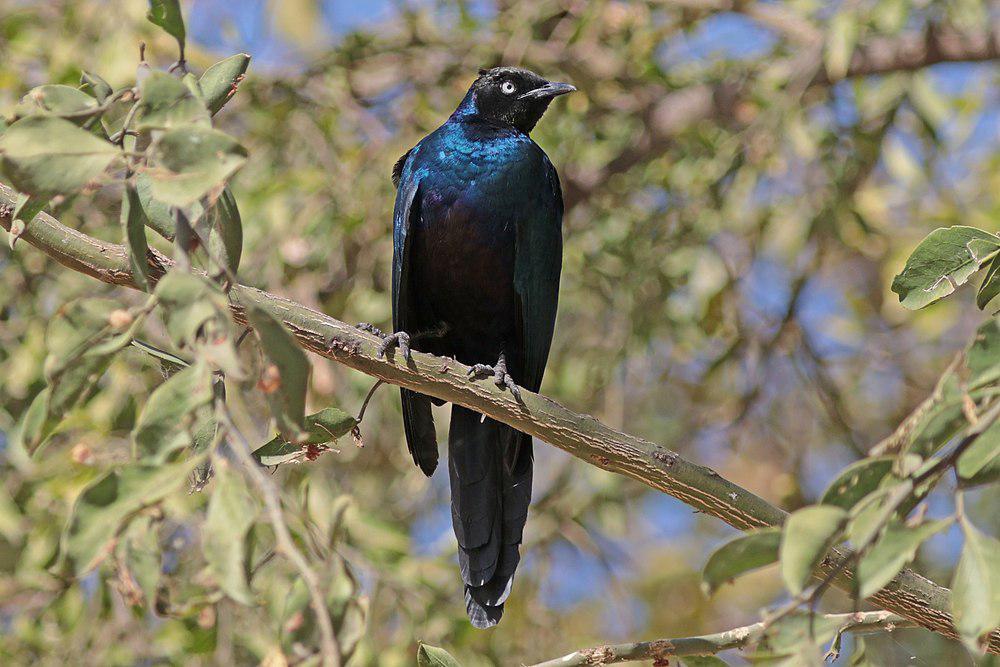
[392,151,439,476]
[391,151,419,330]
[512,153,563,394]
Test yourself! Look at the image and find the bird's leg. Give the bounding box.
[356,322,411,360]
[467,351,521,401]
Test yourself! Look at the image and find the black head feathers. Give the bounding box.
[460,66,575,133]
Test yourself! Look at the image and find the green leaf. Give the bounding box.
[681,657,728,667]
[856,518,951,598]
[22,298,127,453]
[153,270,228,348]
[701,527,781,595]
[14,85,99,122]
[246,305,310,443]
[200,54,251,115]
[203,461,258,605]
[0,116,117,197]
[967,318,1000,390]
[146,0,186,55]
[417,643,462,667]
[207,187,243,275]
[147,127,247,207]
[254,407,357,466]
[780,505,847,595]
[80,71,113,103]
[63,459,198,575]
[977,254,1000,310]
[824,10,858,81]
[891,226,1000,309]
[117,516,162,608]
[820,457,894,510]
[135,172,175,239]
[121,182,151,290]
[132,362,214,462]
[137,71,210,130]
[951,515,1000,649]
[957,420,1000,486]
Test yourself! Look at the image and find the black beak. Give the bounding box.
[519,81,576,100]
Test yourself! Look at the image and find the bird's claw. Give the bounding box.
[356,323,411,361]
[467,354,521,401]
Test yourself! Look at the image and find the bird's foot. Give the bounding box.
[356,323,411,360]
[467,352,521,402]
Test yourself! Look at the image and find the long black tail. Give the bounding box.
[448,405,532,628]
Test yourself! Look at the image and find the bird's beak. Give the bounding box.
[519,81,576,100]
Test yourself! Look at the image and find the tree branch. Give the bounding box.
[2,182,997,654]
[528,610,916,666]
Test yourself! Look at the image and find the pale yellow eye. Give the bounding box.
[500,81,516,95]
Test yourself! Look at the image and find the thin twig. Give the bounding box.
[356,379,384,423]
[528,610,915,666]
[215,399,341,667]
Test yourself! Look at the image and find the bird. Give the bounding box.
[372,66,573,628]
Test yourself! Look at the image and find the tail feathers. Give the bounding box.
[401,388,438,476]
[449,406,532,629]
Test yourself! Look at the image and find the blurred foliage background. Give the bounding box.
[0,0,998,665]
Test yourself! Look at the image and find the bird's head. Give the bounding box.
[458,66,575,133]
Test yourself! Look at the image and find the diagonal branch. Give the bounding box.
[1,182,997,654]
[528,610,916,666]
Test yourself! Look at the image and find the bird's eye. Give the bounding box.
[500,81,517,95]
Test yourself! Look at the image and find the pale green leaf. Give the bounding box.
[254,407,357,466]
[137,71,210,130]
[63,459,198,574]
[148,127,247,206]
[701,527,781,595]
[951,516,1000,649]
[780,505,847,595]
[0,116,117,197]
[856,518,951,598]
[203,462,258,605]
[417,643,463,667]
[200,53,251,115]
[132,362,213,462]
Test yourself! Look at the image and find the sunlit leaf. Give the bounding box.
[701,527,780,595]
[200,54,251,115]
[0,116,117,197]
[780,505,846,595]
[824,10,857,80]
[254,407,357,466]
[417,643,462,667]
[891,226,1000,309]
[967,318,1000,389]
